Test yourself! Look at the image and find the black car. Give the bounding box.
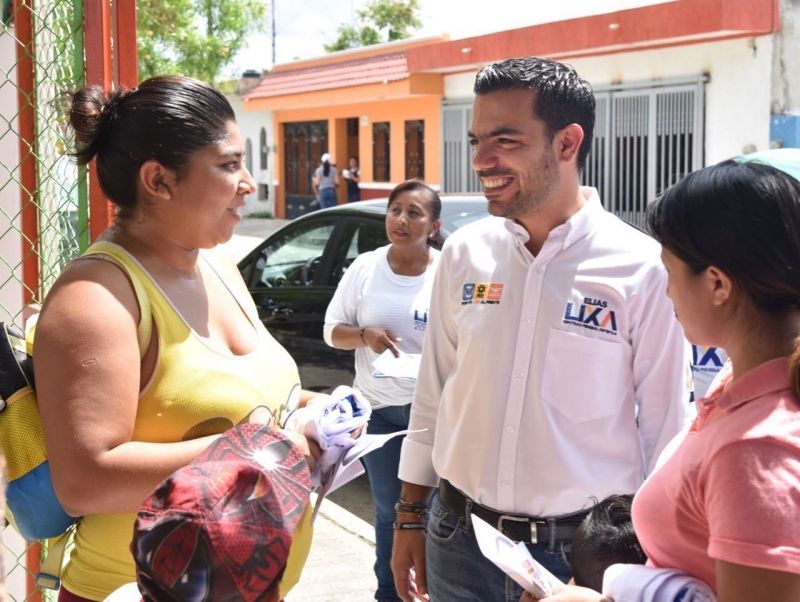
[237,196,489,392]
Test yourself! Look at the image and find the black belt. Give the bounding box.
[439,479,588,545]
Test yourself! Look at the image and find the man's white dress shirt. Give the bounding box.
[398,188,692,516]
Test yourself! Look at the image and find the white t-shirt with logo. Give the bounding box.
[324,244,440,408]
[691,345,728,399]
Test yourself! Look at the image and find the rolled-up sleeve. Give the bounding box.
[631,266,694,475]
[323,255,366,347]
[398,245,458,487]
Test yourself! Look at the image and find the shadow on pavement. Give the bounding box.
[327,471,375,526]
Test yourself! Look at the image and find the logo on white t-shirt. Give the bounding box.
[414,309,428,331]
[563,296,618,336]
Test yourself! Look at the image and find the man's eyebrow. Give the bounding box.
[468,127,526,139]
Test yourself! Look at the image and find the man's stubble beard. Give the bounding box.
[488,150,560,220]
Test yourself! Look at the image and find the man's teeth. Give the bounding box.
[482,177,512,189]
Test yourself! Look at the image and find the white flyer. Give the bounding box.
[471,513,564,598]
[371,349,421,382]
[311,428,426,523]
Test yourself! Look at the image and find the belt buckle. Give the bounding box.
[497,514,537,544]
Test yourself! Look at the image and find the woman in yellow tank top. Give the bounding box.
[33,76,323,602]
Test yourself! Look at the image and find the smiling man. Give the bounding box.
[391,57,694,602]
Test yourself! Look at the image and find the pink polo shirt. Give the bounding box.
[632,358,800,592]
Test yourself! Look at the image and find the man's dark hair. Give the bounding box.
[473,56,595,172]
[570,494,647,592]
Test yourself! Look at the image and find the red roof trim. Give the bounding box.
[244,52,409,100]
[406,0,776,73]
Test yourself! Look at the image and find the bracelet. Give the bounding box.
[394,521,426,531]
[395,500,428,514]
[359,326,367,345]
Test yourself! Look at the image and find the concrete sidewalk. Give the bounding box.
[285,491,378,601]
[223,218,381,602]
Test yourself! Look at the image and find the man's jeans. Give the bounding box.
[360,404,411,602]
[426,492,573,602]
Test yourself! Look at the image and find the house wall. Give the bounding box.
[770,0,800,148]
[227,94,275,216]
[443,36,774,165]
[0,26,33,602]
[0,30,24,325]
[271,95,441,215]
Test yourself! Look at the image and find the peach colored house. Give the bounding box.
[244,37,448,218]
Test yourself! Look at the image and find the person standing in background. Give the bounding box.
[344,156,361,202]
[324,180,443,602]
[313,152,339,209]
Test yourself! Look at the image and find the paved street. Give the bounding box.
[223,217,381,602]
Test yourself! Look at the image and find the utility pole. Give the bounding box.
[271,0,276,65]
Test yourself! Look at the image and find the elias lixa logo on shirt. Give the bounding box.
[692,345,724,373]
[461,282,505,305]
[414,309,428,331]
[563,296,618,335]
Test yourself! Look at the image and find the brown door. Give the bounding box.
[405,120,424,180]
[284,121,328,218]
[373,122,390,182]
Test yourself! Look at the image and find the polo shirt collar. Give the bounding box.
[711,357,790,412]
[502,187,604,250]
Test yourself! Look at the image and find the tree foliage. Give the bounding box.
[324,0,421,53]
[137,0,267,84]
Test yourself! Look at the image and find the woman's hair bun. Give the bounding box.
[68,85,132,165]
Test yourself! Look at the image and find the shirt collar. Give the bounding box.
[706,357,791,413]
[502,187,604,250]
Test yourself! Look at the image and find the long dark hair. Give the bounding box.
[323,161,331,177]
[387,179,444,249]
[474,56,595,172]
[647,158,800,396]
[67,75,236,218]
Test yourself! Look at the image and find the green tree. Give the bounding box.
[137,0,267,84]
[324,0,421,53]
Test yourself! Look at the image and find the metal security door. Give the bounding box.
[442,101,481,193]
[583,79,704,229]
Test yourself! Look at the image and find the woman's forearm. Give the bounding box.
[55,435,221,517]
[330,324,367,351]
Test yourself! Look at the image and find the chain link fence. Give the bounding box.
[2,0,87,598]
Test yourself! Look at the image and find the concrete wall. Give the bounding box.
[772,0,800,117]
[0,29,24,324]
[228,94,275,216]
[0,25,32,602]
[444,36,774,165]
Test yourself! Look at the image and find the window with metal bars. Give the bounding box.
[260,127,268,170]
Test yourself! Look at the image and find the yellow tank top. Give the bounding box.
[62,242,310,600]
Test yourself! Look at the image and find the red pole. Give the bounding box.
[84,0,114,242]
[115,0,138,88]
[16,0,40,310]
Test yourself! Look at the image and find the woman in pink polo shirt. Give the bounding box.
[529,149,800,602]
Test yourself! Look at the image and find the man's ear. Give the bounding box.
[555,123,584,165]
[139,160,177,201]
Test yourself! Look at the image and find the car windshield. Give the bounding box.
[443,209,487,232]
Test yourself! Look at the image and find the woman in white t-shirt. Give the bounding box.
[323,180,443,602]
